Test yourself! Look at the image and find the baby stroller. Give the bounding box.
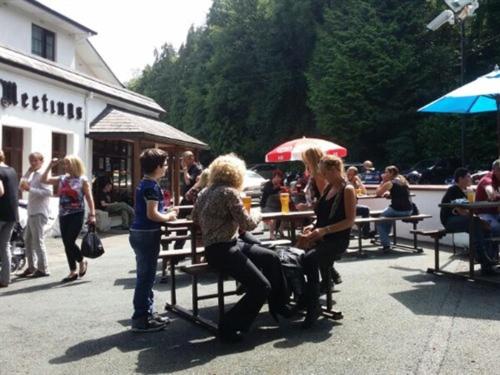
[9,201,27,272]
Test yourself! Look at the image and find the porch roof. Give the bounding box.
[89,106,208,150]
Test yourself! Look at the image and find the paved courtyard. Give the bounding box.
[1,232,499,375]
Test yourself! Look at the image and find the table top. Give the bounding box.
[162,218,194,227]
[356,193,415,200]
[439,201,500,210]
[261,210,316,220]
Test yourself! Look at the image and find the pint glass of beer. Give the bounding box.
[280,192,290,214]
[242,196,252,213]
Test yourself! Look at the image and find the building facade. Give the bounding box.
[0,0,207,204]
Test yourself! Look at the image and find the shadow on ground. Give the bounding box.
[49,313,337,374]
[388,265,500,321]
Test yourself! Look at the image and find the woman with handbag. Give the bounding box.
[41,155,96,283]
[298,155,356,328]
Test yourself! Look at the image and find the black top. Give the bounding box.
[96,190,112,210]
[260,180,281,210]
[0,165,19,222]
[440,185,466,226]
[390,179,412,211]
[182,163,202,196]
[314,184,351,242]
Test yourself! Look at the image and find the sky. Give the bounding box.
[40,0,213,83]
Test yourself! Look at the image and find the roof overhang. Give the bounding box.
[89,107,209,150]
[8,0,97,36]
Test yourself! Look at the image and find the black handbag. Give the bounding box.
[81,224,105,258]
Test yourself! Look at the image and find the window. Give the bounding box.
[32,24,55,61]
[52,132,67,176]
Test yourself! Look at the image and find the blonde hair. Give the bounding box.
[301,147,324,177]
[198,169,210,189]
[347,166,358,175]
[0,150,4,163]
[319,155,345,178]
[385,165,408,186]
[208,153,246,190]
[64,155,85,177]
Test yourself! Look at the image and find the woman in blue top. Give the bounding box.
[375,165,413,252]
[129,149,177,333]
[41,155,96,283]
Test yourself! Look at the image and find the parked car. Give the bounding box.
[404,158,461,185]
[243,170,267,199]
[249,163,280,180]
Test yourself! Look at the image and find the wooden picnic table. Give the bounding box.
[261,210,316,243]
[434,201,500,280]
[356,193,416,200]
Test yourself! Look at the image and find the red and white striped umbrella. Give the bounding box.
[265,137,347,162]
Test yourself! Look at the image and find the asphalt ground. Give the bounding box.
[1,231,499,375]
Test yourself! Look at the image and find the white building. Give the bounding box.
[0,0,207,204]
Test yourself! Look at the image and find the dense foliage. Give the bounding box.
[129,0,500,169]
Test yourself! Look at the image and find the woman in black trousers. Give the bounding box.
[41,155,96,282]
[192,153,290,342]
[299,155,356,328]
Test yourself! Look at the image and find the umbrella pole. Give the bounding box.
[497,96,500,158]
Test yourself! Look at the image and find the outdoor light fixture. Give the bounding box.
[425,0,480,165]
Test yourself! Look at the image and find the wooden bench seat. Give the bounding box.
[352,214,432,255]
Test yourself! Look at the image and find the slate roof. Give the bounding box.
[89,107,208,149]
[0,44,164,113]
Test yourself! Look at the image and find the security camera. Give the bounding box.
[444,0,473,13]
[426,9,455,31]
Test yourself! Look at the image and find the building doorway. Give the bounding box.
[1,126,23,179]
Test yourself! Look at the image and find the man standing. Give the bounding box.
[174,151,202,250]
[96,179,134,230]
[475,159,500,236]
[18,152,52,277]
[0,150,19,287]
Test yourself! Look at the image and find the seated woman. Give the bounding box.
[441,168,499,275]
[260,169,285,239]
[192,154,291,342]
[375,165,412,252]
[299,155,356,328]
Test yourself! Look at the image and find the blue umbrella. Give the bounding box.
[418,65,500,155]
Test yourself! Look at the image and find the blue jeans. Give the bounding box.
[478,213,500,237]
[376,207,412,247]
[129,229,161,320]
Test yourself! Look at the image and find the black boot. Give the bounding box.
[331,267,342,285]
[302,285,321,329]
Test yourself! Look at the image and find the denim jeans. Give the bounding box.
[129,229,161,320]
[478,213,500,237]
[376,207,412,247]
[446,215,496,266]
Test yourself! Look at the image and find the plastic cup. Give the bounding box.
[280,192,290,214]
[242,196,252,213]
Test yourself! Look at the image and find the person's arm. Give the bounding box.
[376,181,392,197]
[82,179,96,224]
[19,167,33,191]
[40,159,61,185]
[26,180,52,198]
[0,180,4,197]
[146,201,177,222]
[484,185,497,201]
[307,185,357,241]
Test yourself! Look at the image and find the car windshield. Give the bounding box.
[411,159,436,170]
[246,170,264,179]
